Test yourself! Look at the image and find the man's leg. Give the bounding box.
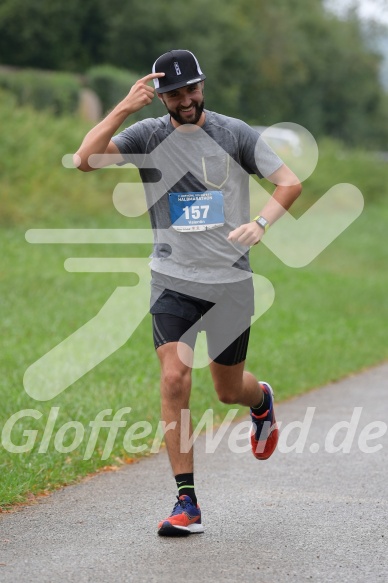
[209,351,278,461]
[153,314,204,536]
[210,360,263,407]
[204,279,279,460]
[156,341,194,476]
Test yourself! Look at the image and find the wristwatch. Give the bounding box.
[253,215,270,233]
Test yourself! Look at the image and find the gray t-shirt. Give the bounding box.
[112,110,282,283]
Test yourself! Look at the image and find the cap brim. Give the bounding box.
[156,74,206,94]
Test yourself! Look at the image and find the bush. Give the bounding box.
[0,64,169,122]
[0,68,81,115]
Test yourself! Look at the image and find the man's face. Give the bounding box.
[159,83,205,126]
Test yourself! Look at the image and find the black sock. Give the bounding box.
[251,384,271,416]
[175,473,197,506]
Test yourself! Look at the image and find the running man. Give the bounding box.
[74,49,302,536]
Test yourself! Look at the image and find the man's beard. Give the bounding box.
[166,99,205,125]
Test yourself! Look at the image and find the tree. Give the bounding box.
[0,0,386,146]
[0,0,107,71]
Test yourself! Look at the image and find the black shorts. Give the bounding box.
[150,272,254,366]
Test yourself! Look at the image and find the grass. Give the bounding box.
[1,90,388,508]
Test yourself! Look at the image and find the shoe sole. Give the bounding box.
[158,523,204,537]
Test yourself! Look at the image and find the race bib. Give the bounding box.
[169,191,225,232]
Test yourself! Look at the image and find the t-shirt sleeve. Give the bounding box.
[239,123,283,178]
[111,124,141,164]
[111,120,154,166]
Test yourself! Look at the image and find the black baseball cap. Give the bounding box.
[152,49,206,94]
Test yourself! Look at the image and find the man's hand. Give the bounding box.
[228,221,264,246]
[124,73,165,115]
[227,164,302,244]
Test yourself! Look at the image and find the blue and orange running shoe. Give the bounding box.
[158,495,204,537]
[250,381,279,460]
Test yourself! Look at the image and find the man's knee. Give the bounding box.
[159,344,192,401]
[214,379,243,405]
[162,367,191,393]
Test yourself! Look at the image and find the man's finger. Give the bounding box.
[140,72,166,84]
[227,226,243,240]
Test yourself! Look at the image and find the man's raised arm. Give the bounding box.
[74,72,165,172]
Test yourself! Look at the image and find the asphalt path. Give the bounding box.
[1,364,387,582]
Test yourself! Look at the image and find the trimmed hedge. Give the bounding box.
[0,65,165,121]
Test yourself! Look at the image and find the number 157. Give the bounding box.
[183,205,209,220]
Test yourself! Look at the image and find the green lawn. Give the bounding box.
[1,91,388,508]
[1,199,387,508]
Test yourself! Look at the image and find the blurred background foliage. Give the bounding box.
[0,0,387,147]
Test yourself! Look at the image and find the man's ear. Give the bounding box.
[157,93,164,104]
